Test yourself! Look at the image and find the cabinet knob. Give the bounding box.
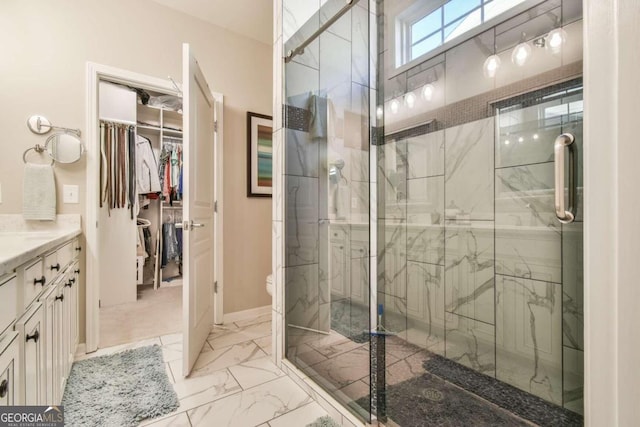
[50,263,60,271]
[26,330,39,343]
[75,246,82,252]
[74,269,80,274]
[55,294,64,302]
[0,379,7,398]
[65,281,72,288]
[33,276,45,286]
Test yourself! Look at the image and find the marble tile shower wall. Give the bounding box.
[282,0,372,347]
[378,112,584,413]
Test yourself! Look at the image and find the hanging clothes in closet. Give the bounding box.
[100,121,136,218]
[158,140,183,205]
[135,135,161,194]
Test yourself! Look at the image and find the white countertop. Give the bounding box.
[0,215,82,277]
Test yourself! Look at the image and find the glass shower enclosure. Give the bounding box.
[282,0,584,425]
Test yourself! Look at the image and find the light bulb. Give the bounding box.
[518,137,524,143]
[505,139,510,145]
[483,55,501,78]
[547,28,567,53]
[376,106,383,120]
[390,99,400,115]
[422,84,435,101]
[533,133,539,140]
[511,42,531,67]
[405,92,416,109]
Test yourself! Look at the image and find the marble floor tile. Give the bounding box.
[187,376,313,427]
[338,380,370,401]
[173,340,266,379]
[309,337,364,359]
[228,356,285,390]
[386,351,430,386]
[268,401,328,427]
[207,321,271,349]
[170,368,242,415]
[307,346,371,389]
[287,342,327,367]
[160,333,183,346]
[161,341,183,363]
[253,335,273,356]
[142,412,190,427]
[165,363,176,384]
[234,313,273,329]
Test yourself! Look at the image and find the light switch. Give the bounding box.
[63,185,79,204]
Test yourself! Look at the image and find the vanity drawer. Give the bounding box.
[22,258,45,311]
[72,238,82,259]
[43,251,60,286]
[0,275,17,336]
[57,242,73,270]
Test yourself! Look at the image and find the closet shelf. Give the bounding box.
[137,124,183,136]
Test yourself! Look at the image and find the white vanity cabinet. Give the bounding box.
[0,233,82,406]
[0,332,20,406]
[14,302,45,405]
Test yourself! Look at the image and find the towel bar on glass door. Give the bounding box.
[23,144,54,165]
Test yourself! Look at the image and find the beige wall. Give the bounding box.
[0,0,273,341]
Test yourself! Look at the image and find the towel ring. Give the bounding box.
[23,144,54,166]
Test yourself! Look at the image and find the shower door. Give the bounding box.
[376,0,585,425]
[282,0,373,423]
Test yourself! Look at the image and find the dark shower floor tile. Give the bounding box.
[360,373,533,427]
[423,355,584,427]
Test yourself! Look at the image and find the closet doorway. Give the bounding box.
[84,46,224,377]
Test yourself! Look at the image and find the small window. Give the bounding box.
[402,0,528,66]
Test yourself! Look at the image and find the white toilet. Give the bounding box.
[266,274,273,296]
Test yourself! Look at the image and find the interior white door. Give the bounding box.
[182,43,216,376]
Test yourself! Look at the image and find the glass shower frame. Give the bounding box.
[281,0,585,425]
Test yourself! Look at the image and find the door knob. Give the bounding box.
[186,221,205,230]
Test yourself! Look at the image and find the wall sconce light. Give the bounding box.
[512,41,531,66]
[422,83,435,101]
[404,92,416,109]
[546,27,567,53]
[483,55,501,78]
[390,99,400,115]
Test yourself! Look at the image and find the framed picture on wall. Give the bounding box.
[247,112,273,197]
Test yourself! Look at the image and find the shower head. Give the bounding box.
[329,159,345,183]
[330,159,345,170]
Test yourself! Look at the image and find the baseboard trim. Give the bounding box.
[223,305,271,324]
[75,343,87,357]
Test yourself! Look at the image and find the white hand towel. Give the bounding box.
[23,163,56,221]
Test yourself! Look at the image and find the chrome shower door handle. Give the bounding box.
[554,133,577,224]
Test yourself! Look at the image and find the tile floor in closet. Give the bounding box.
[79,312,332,427]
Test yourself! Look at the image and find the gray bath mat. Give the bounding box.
[62,345,179,427]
